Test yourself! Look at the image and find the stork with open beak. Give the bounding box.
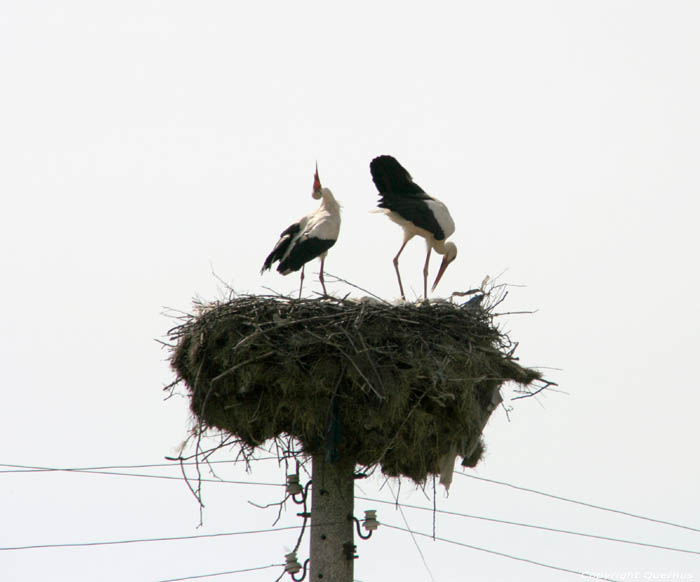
[261,164,341,297]
[369,155,457,300]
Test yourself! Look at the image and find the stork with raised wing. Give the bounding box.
[261,165,341,297]
[370,155,457,300]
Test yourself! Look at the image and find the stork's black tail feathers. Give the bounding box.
[369,155,426,196]
[261,250,278,274]
[260,222,301,273]
[261,244,286,274]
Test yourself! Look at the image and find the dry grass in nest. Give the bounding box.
[166,293,543,484]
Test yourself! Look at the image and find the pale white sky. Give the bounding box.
[1,1,699,581]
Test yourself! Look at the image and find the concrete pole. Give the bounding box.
[309,453,355,582]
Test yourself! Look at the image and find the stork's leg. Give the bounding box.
[393,240,410,300]
[319,255,327,296]
[298,264,305,299]
[423,247,432,299]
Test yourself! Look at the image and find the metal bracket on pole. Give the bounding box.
[342,541,358,560]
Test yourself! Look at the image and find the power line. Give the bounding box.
[5,461,697,537]
[456,471,700,534]
[357,496,700,556]
[0,459,278,473]
[0,463,283,487]
[386,481,434,581]
[0,525,306,552]
[153,563,283,582]
[383,522,619,582]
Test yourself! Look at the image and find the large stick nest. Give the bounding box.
[167,294,541,484]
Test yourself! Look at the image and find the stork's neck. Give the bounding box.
[319,188,341,214]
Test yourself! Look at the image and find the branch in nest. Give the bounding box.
[511,380,559,400]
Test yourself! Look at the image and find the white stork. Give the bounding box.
[370,155,457,300]
[261,164,341,297]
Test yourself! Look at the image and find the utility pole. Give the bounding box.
[309,453,355,582]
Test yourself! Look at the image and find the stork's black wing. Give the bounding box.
[278,236,336,274]
[370,155,446,240]
[370,155,428,197]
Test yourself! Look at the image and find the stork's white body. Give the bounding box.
[261,170,341,297]
[277,192,341,275]
[381,197,455,251]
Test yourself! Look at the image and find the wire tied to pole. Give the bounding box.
[282,476,313,579]
[284,551,310,581]
[354,510,379,540]
[287,475,311,506]
[286,474,303,497]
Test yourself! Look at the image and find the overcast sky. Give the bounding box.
[2,1,699,581]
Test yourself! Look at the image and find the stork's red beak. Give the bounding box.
[432,255,453,292]
[313,162,321,192]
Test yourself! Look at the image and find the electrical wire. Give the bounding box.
[1,520,344,553]
[356,496,700,556]
[0,459,278,473]
[456,471,700,534]
[4,461,697,541]
[2,462,694,582]
[0,525,306,552]
[386,481,434,582]
[383,522,619,582]
[153,563,283,582]
[0,463,283,487]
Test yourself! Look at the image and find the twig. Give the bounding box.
[450,288,482,297]
[323,271,391,304]
[211,351,276,384]
[511,380,559,400]
[493,310,538,317]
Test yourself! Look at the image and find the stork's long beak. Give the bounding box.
[313,162,321,191]
[432,255,453,292]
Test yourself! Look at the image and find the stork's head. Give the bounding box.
[312,162,322,199]
[432,241,457,292]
